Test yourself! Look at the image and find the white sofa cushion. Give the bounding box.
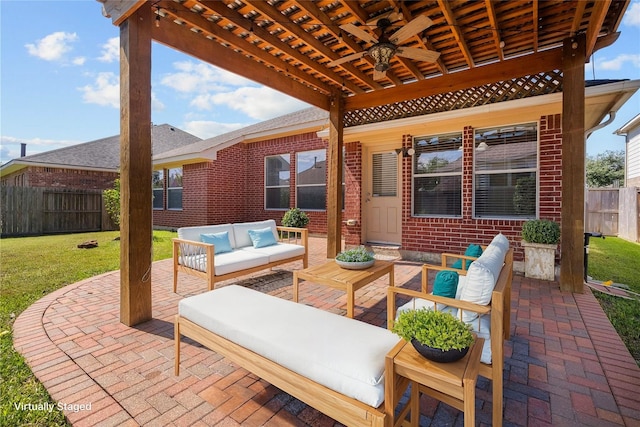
[212,251,269,276]
[233,220,278,248]
[240,243,305,264]
[179,285,400,408]
[178,224,236,248]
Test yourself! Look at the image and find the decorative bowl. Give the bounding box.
[335,259,375,270]
[411,339,469,363]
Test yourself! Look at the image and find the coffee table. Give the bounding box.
[292,259,394,318]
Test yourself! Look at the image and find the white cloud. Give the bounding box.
[197,86,309,120]
[72,57,86,66]
[0,135,80,162]
[596,54,640,70]
[98,37,119,63]
[623,2,640,27]
[160,61,253,93]
[25,32,79,62]
[78,72,120,108]
[183,121,246,139]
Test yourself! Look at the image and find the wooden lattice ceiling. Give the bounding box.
[101,0,628,114]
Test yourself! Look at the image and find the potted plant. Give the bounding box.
[335,246,375,270]
[282,207,310,228]
[521,219,560,281]
[392,308,474,363]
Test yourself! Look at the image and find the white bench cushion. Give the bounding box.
[179,285,400,407]
[233,220,278,248]
[212,251,269,276]
[240,243,305,264]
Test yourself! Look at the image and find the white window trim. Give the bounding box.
[472,121,540,220]
[296,149,326,212]
[167,167,183,211]
[411,133,463,218]
[264,154,291,211]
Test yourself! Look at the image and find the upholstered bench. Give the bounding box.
[175,285,400,426]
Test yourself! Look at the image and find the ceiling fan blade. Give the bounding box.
[395,46,441,63]
[327,51,367,67]
[373,69,387,81]
[340,23,378,45]
[389,15,434,44]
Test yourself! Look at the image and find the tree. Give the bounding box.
[103,179,120,227]
[586,150,625,188]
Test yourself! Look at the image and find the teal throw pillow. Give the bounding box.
[451,244,483,269]
[200,232,233,254]
[432,270,459,299]
[248,227,277,248]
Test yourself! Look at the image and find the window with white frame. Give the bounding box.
[473,123,538,219]
[152,170,164,210]
[413,132,463,217]
[167,167,183,210]
[296,149,326,210]
[265,154,290,210]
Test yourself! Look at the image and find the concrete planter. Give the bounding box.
[522,241,557,281]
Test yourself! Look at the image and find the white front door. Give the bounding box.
[364,146,402,244]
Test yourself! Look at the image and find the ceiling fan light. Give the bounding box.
[369,42,396,71]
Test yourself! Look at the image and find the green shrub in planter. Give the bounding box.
[336,246,374,263]
[521,219,560,245]
[392,308,474,351]
[281,208,309,228]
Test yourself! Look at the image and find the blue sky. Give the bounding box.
[1,1,639,163]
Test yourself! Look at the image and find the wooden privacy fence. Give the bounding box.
[1,187,117,237]
[585,187,640,242]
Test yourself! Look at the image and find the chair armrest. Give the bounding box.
[387,286,491,329]
[440,253,479,270]
[172,238,215,272]
[276,226,308,247]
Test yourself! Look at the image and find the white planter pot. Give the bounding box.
[522,241,557,281]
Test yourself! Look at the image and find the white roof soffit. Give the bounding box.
[316,79,640,140]
[0,160,116,177]
[615,113,640,135]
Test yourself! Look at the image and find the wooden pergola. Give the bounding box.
[98,0,629,326]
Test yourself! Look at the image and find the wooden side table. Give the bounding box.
[292,259,394,318]
[385,337,484,427]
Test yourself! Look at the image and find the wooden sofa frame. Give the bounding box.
[172,226,308,292]
[174,315,388,427]
[387,248,513,427]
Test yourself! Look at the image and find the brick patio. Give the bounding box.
[13,237,640,426]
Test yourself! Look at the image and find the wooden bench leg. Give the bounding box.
[174,316,181,376]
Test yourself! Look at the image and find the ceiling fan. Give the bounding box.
[328,14,440,80]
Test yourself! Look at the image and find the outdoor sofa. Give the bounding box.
[172,219,308,292]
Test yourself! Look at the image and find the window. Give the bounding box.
[167,167,183,210]
[372,152,397,197]
[296,149,326,210]
[413,132,463,217]
[152,170,164,210]
[265,154,290,209]
[474,123,538,218]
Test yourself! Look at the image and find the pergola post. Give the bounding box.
[560,33,586,293]
[326,92,344,258]
[119,3,153,325]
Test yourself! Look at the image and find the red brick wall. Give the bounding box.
[1,167,117,190]
[400,115,563,262]
[153,114,564,264]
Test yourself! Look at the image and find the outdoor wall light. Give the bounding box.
[395,147,416,157]
[369,43,396,71]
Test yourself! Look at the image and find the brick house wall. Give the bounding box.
[399,114,563,263]
[155,113,563,264]
[1,166,117,190]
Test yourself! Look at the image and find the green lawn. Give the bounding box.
[588,237,640,366]
[0,230,176,427]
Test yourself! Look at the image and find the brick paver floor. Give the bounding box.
[13,237,640,426]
